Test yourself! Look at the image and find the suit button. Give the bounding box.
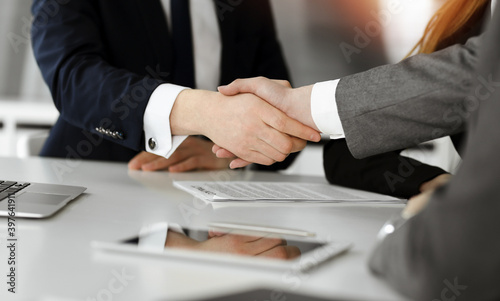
[148,138,157,150]
[115,131,124,140]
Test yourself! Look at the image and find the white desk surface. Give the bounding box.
[0,157,406,301]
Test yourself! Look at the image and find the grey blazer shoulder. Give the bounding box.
[336,35,482,158]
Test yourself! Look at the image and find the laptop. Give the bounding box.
[0,180,86,218]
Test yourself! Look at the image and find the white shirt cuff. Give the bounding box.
[311,79,345,139]
[138,222,169,252]
[144,83,189,158]
[138,222,185,251]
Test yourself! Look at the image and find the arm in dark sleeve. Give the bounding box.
[31,0,163,152]
[323,139,446,198]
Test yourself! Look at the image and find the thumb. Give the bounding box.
[218,77,275,97]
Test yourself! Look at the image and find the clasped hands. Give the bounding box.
[214,77,318,168]
[130,77,319,172]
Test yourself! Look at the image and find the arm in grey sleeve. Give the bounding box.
[336,35,482,159]
[368,18,500,298]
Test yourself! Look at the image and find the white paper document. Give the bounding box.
[173,181,403,203]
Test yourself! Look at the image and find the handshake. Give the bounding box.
[168,77,321,169]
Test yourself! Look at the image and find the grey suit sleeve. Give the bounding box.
[336,36,482,159]
[368,94,500,299]
[368,10,500,299]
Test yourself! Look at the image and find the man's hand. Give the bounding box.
[198,232,300,259]
[211,138,307,169]
[170,89,321,168]
[166,229,301,260]
[128,136,231,172]
[211,78,316,168]
[218,77,319,131]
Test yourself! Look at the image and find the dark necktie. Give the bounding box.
[171,0,195,88]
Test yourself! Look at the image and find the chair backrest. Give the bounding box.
[16,130,49,157]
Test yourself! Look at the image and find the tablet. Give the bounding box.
[186,288,356,301]
[92,222,351,272]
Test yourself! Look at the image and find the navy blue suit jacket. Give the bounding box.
[32,0,290,165]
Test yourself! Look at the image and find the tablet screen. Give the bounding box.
[122,225,325,261]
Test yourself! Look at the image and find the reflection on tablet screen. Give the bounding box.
[123,226,324,261]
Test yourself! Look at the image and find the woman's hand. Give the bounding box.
[403,174,453,219]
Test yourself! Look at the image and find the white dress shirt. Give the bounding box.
[311,0,496,139]
[143,0,221,158]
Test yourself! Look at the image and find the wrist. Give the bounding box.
[170,89,219,136]
[164,231,198,249]
[290,85,318,131]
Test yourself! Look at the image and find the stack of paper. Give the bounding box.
[173,181,404,203]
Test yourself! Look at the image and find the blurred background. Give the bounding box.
[0,0,459,176]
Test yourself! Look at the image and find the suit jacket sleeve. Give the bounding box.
[368,9,500,299]
[31,0,164,152]
[336,35,482,159]
[323,139,446,199]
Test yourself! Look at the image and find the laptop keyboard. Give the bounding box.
[0,181,31,200]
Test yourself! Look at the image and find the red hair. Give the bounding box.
[408,0,489,55]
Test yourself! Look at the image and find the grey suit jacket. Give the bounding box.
[336,34,482,158]
[367,5,500,300]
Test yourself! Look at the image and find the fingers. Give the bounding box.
[208,229,227,238]
[236,149,278,166]
[128,151,151,170]
[210,99,316,168]
[246,104,317,162]
[205,92,318,167]
[216,149,236,158]
[218,77,291,96]
[218,77,271,96]
[212,145,236,158]
[290,137,307,153]
[212,145,252,169]
[140,157,174,171]
[420,174,452,192]
[218,77,285,108]
[248,236,287,255]
[168,157,200,173]
[402,190,433,219]
[140,149,189,171]
[229,158,252,169]
[219,234,286,256]
[129,137,232,172]
[262,108,321,143]
[212,144,223,154]
[128,151,168,171]
[272,79,292,88]
[258,245,301,260]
